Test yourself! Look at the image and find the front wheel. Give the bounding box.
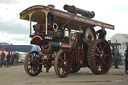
[54,50,71,78]
[24,51,42,76]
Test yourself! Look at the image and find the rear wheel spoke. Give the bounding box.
[104,53,111,57]
[95,58,100,63]
[103,44,107,50]
[95,53,100,56]
[96,46,101,53]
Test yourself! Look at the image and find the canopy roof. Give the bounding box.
[20,5,114,30]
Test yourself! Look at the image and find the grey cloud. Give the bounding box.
[0,15,29,35]
[0,0,19,4]
[8,34,29,40]
[0,21,29,35]
[11,35,30,41]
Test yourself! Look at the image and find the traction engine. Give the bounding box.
[20,4,114,78]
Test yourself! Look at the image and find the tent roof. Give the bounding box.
[0,45,32,52]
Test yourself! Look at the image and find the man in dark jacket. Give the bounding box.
[6,52,11,67]
[96,27,107,39]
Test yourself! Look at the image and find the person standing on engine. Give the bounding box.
[96,27,107,39]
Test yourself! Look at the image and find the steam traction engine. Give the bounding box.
[20,4,114,78]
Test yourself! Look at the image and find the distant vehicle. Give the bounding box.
[20,4,114,78]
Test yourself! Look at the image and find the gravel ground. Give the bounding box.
[0,65,128,85]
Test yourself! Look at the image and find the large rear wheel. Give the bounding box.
[87,39,111,74]
[24,51,42,76]
[54,50,71,78]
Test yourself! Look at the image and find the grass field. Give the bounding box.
[18,62,24,65]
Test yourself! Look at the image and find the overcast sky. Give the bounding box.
[0,0,128,45]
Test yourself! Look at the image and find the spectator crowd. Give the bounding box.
[0,51,19,68]
[111,43,128,72]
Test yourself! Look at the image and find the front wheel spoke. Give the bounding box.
[30,69,32,73]
[28,66,32,71]
[58,64,63,68]
[32,54,35,58]
[28,59,31,61]
[58,62,63,68]
[64,53,66,61]
[62,70,65,75]
[35,66,39,71]
[66,59,70,64]
[59,57,64,62]
[62,67,66,73]
[29,66,33,73]
[27,64,31,67]
[58,67,60,71]
[29,56,32,61]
